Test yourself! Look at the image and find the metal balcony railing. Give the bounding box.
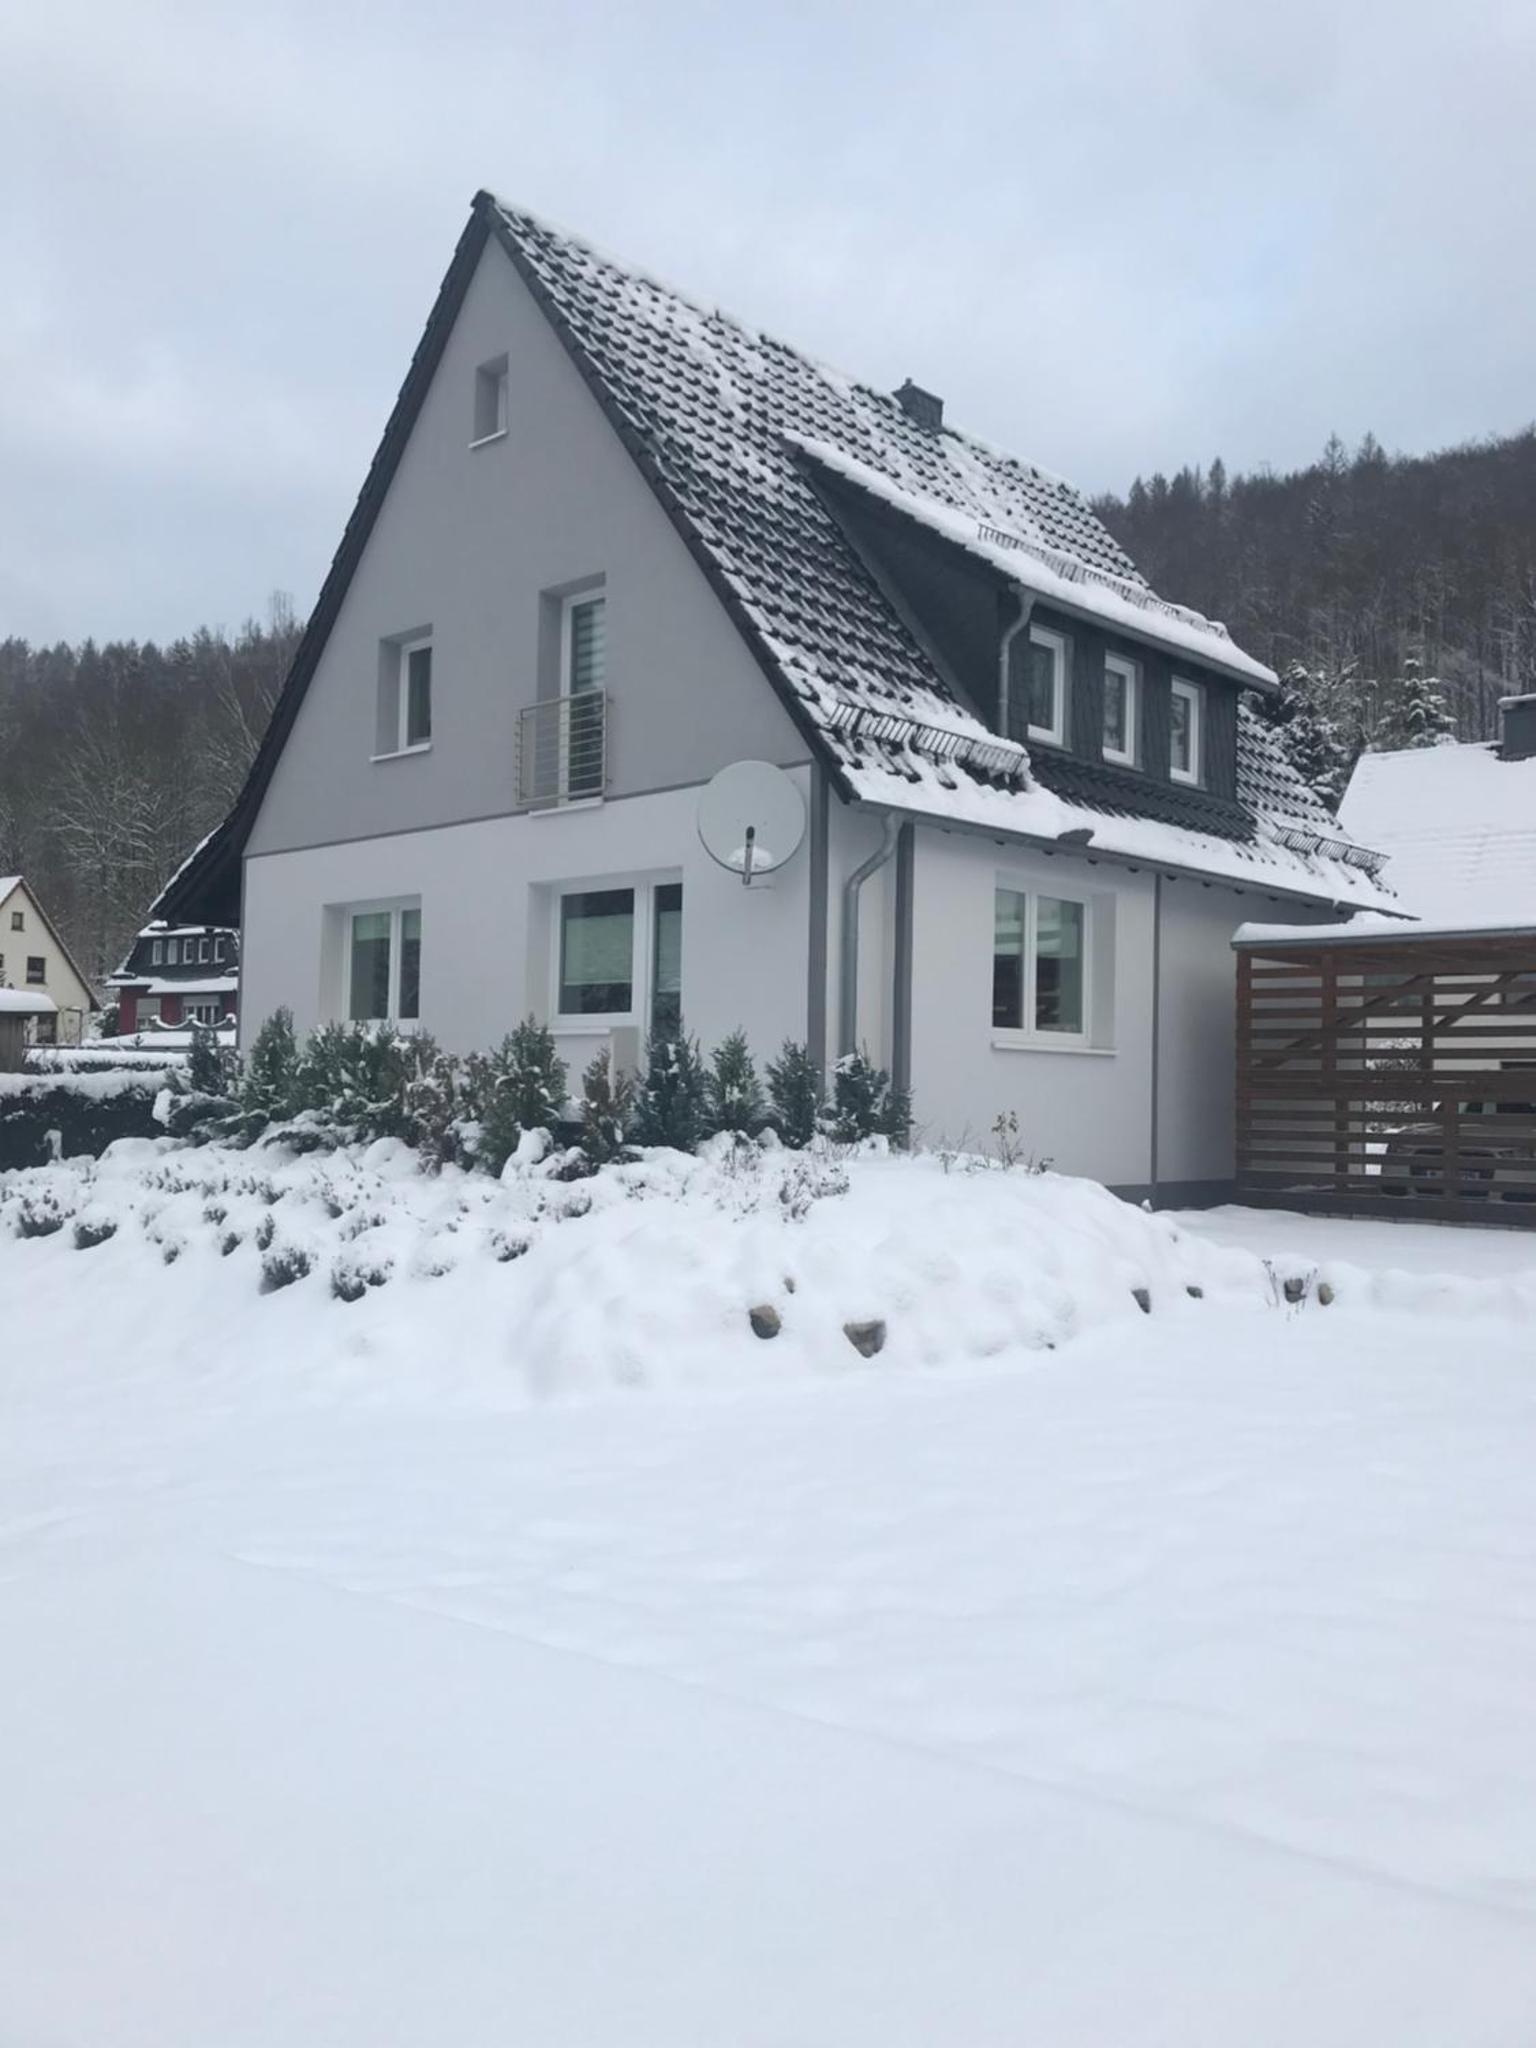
[516,690,608,809]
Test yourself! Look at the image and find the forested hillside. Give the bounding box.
[1095,427,1536,749]
[0,599,302,986]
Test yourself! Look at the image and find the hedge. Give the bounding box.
[0,1073,172,1172]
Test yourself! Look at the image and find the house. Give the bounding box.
[158,192,1392,1201]
[1232,698,1536,1219]
[106,921,240,1036]
[0,991,58,1073]
[0,877,95,1045]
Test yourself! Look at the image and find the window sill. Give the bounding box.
[1027,730,1066,749]
[1170,768,1201,788]
[469,429,508,450]
[991,1034,1115,1058]
[1102,752,1140,771]
[527,796,605,818]
[371,742,433,763]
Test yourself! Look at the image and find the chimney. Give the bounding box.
[895,379,944,432]
[1499,694,1536,762]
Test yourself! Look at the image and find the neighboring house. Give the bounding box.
[159,192,1391,1201]
[1232,697,1536,1219]
[106,922,240,1035]
[0,876,95,1045]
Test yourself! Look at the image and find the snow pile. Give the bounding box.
[0,1136,1280,1396]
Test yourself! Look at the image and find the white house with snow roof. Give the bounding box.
[159,192,1394,1200]
[0,876,94,1047]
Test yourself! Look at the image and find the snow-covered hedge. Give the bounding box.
[0,1071,174,1172]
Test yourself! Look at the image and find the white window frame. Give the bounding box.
[1025,625,1068,747]
[991,882,1092,1050]
[471,356,509,446]
[151,939,164,965]
[198,936,210,963]
[551,876,679,1033]
[343,900,422,1027]
[560,590,605,696]
[395,635,433,755]
[1102,653,1139,768]
[167,939,179,965]
[184,996,224,1027]
[1170,677,1203,785]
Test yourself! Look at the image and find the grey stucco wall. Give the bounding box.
[245,240,806,861]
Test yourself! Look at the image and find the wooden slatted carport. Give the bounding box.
[1234,927,1536,1225]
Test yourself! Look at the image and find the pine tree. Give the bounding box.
[240,1007,299,1125]
[579,1048,634,1164]
[704,1029,764,1136]
[765,1040,823,1148]
[187,1021,227,1097]
[631,1024,708,1152]
[402,1035,466,1170]
[825,1049,911,1147]
[1379,655,1454,750]
[1254,663,1355,810]
[465,1019,569,1174]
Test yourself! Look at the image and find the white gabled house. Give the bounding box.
[0,876,95,1046]
[160,192,1394,1201]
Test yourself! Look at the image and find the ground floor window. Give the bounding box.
[556,879,682,1031]
[185,998,225,1027]
[347,904,422,1024]
[993,887,1088,1038]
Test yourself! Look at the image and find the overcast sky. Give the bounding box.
[4,0,1534,645]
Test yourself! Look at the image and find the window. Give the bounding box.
[185,997,223,1026]
[26,955,45,985]
[1170,678,1203,784]
[199,937,210,963]
[1102,654,1139,767]
[473,355,509,443]
[559,888,634,1016]
[151,939,164,966]
[214,936,225,962]
[346,905,421,1023]
[9,909,22,931]
[561,594,606,799]
[167,939,180,965]
[992,889,1086,1039]
[1025,626,1067,746]
[650,883,683,1038]
[401,637,433,750]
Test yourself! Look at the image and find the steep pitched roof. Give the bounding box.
[0,875,98,1004]
[162,192,1391,921]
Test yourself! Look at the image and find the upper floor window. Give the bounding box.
[1102,654,1139,767]
[1170,678,1203,784]
[199,937,210,963]
[992,887,1086,1040]
[560,593,607,801]
[9,909,22,931]
[167,939,180,965]
[400,637,433,751]
[25,955,45,985]
[347,904,421,1024]
[1025,626,1067,747]
[151,939,164,965]
[214,936,225,962]
[472,355,509,444]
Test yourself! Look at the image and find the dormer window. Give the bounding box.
[1025,626,1067,747]
[1170,678,1203,785]
[151,939,164,966]
[167,939,179,965]
[1103,654,1139,767]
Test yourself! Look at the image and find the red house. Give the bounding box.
[107,921,240,1036]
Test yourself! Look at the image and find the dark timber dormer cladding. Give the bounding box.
[811,464,1252,843]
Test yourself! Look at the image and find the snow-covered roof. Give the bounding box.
[0,876,19,904]
[1336,741,1536,928]
[484,199,1387,908]
[131,975,239,998]
[0,989,56,1016]
[161,194,1390,921]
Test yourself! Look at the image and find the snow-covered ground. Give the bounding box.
[5,1144,1536,2043]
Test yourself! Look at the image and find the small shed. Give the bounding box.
[0,990,58,1073]
[1234,922,1536,1224]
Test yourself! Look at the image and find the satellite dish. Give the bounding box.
[697,761,807,885]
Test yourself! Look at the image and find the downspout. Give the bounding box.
[1149,872,1163,1203]
[997,588,1035,744]
[839,811,901,1059]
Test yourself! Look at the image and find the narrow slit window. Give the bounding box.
[1102,654,1138,767]
[561,594,606,799]
[473,356,509,442]
[402,639,433,749]
[1034,896,1085,1034]
[650,883,683,1039]
[399,909,422,1021]
[1170,678,1202,784]
[348,911,393,1022]
[1025,626,1067,746]
[992,888,1027,1030]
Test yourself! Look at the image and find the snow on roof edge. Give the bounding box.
[791,436,1278,688]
